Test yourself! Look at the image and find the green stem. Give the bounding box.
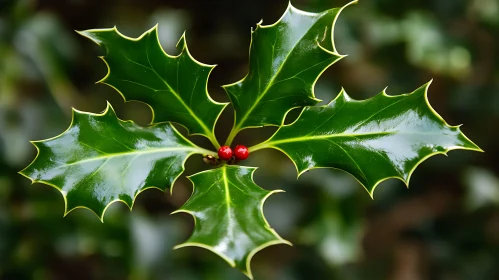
[225,127,239,147]
[208,134,221,150]
[248,141,271,153]
[195,146,218,157]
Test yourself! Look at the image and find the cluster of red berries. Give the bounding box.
[218,145,249,161]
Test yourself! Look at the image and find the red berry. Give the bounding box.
[234,145,249,160]
[218,146,233,161]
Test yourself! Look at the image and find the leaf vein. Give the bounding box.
[326,139,368,184]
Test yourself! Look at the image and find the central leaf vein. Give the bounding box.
[116,39,212,137]
[233,18,322,130]
[62,147,195,167]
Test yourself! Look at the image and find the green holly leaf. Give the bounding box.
[224,1,357,145]
[250,82,482,195]
[173,165,290,279]
[77,26,227,148]
[19,103,214,221]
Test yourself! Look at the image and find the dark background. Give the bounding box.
[0,0,497,279]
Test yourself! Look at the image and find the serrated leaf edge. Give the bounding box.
[223,0,358,146]
[249,80,483,198]
[18,102,215,222]
[171,165,292,280]
[76,25,229,149]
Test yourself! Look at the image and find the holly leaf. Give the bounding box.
[251,82,482,195]
[224,1,357,145]
[77,26,227,148]
[19,103,214,221]
[173,165,290,279]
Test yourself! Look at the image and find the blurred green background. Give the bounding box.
[0,0,497,279]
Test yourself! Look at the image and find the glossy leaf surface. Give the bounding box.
[173,165,290,279]
[19,103,213,221]
[78,26,227,148]
[251,82,482,195]
[224,1,356,145]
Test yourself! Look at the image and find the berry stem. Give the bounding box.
[225,127,239,147]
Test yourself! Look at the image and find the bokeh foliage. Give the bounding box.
[0,0,497,279]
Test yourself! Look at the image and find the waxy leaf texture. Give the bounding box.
[173,165,290,279]
[224,1,356,145]
[19,103,213,221]
[250,82,482,195]
[19,0,482,278]
[78,26,227,148]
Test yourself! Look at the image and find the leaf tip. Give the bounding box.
[105,100,113,108]
[382,86,389,95]
[421,79,434,93]
[458,128,484,153]
[175,31,187,50]
[17,169,34,184]
[176,32,217,70]
[473,144,485,153]
[74,29,85,36]
[329,88,351,105]
[103,101,116,115]
[255,19,263,28]
[144,23,160,38]
[76,28,109,46]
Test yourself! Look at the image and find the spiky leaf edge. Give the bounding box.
[171,166,292,280]
[249,80,483,198]
[76,25,229,148]
[223,0,358,146]
[18,102,216,222]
